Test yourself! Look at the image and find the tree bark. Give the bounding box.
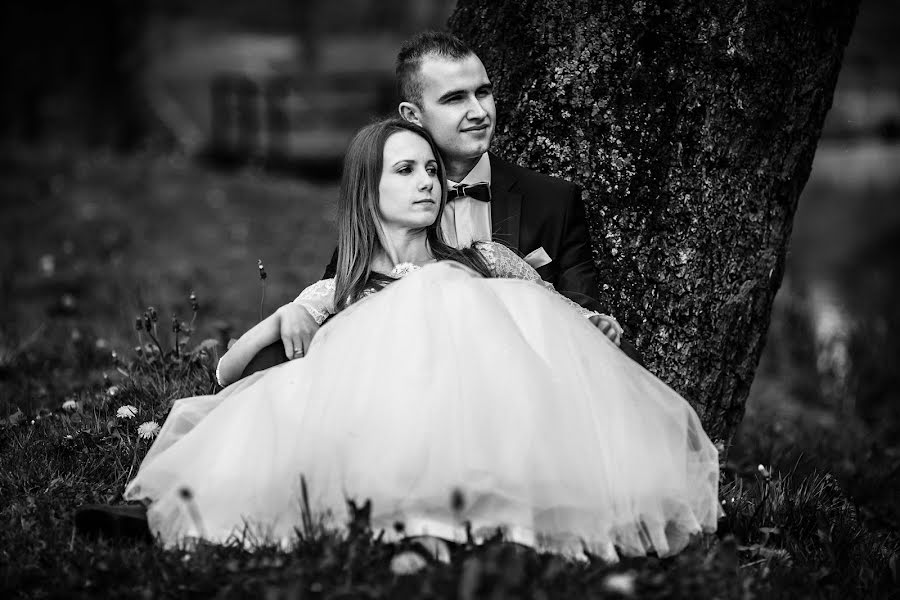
[449,0,859,443]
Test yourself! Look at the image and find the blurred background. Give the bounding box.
[0,0,898,511]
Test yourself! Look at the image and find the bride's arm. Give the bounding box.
[290,278,336,324]
[215,279,337,387]
[474,241,623,343]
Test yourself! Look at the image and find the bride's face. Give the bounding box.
[377,130,442,230]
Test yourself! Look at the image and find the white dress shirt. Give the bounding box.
[441,152,492,248]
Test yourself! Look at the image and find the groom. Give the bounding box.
[276,31,641,366]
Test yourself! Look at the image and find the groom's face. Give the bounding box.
[413,53,496,165]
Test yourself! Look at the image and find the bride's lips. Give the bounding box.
[413,199,436,204]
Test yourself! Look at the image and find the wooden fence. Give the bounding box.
[208,72,395,167]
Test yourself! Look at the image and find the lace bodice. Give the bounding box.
[292,242,617,329]
[294,278,336,324]
[473,242,603,321]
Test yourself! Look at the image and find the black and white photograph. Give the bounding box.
[1,0,898,597]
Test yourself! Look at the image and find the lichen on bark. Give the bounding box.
[449,0,859,442]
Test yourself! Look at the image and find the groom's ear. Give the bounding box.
[398,102,422,125]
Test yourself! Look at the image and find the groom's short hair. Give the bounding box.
[396,31,474,106]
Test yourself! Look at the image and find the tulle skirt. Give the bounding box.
[125,262,720,559]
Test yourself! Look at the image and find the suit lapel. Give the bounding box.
[489,154,522,250]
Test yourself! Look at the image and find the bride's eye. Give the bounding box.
[426,165,437,175]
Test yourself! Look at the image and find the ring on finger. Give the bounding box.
[293,348,304,357]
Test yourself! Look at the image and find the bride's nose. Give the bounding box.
[417,170,434,190]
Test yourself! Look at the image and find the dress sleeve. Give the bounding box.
[291,279,336,325]
[474,241,621,331]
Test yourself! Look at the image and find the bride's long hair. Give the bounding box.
[334,118,491,312]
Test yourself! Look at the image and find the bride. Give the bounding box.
[124,118,720,560]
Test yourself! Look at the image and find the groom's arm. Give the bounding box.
[556,182,601,299]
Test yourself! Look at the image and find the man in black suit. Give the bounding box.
[392,32,598,300]
[274,31,639,365]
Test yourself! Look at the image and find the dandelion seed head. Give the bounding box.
[62,399,78,411]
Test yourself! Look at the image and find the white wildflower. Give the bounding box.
[389,551,428,575]
[602,572,636,596]
[62,399,78,411]
[107,385,120,397]
[116,405,138,419]
[138,421,161,440]
[39,254,55,276]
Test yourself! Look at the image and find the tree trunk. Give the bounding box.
[449,0,859,443]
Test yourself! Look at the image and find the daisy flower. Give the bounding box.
[116,405,138,419]
[138,421,161,440]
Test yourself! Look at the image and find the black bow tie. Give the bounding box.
[449,182,491,203]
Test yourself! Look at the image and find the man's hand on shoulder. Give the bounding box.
[275,303,321,360]
[589,314,622,347]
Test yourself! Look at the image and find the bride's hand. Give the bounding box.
[589,314,622,346]
[276,303,321,360]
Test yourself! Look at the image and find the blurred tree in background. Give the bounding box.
[450,0,860,443]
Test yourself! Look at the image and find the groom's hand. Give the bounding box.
[276,303,321,360]
[589,314,622,346]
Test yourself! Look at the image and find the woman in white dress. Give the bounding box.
[124,119,720,560]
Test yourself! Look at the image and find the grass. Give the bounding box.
[1,145,900,598]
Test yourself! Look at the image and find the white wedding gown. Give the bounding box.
[124,242,720,559]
